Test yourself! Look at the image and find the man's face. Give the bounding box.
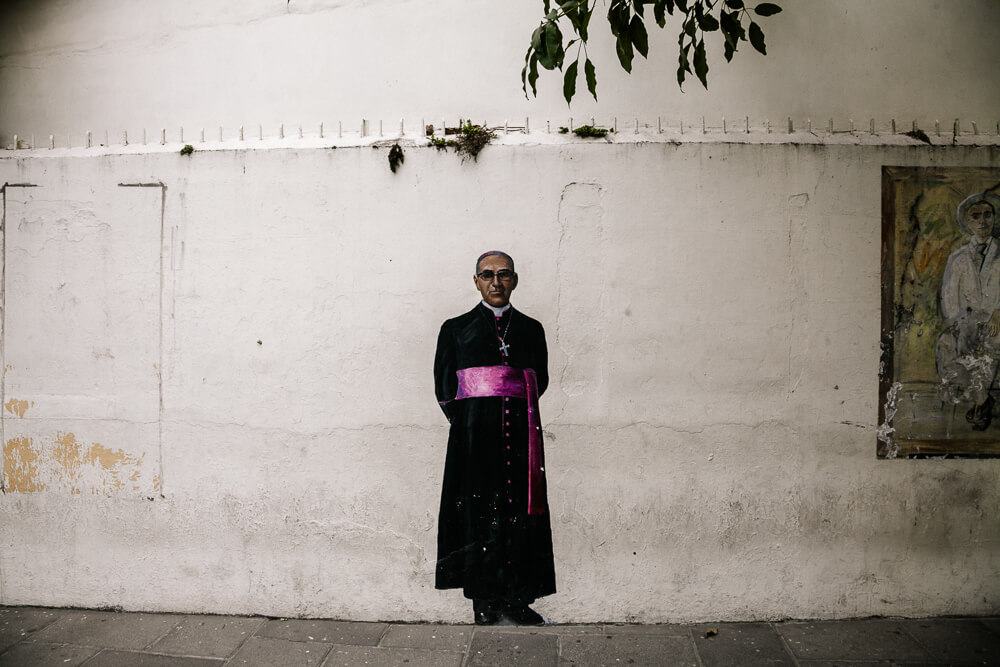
[474,255,518,308]
[967,202,996,241]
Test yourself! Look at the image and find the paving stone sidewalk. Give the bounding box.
[1,607,998,666]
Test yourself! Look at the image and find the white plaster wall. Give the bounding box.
[1,138,998,622]
[2,0,1000,147]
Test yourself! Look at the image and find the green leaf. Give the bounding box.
[724,38,736,62]
[616,34,634,72]
[566,6,582,33]
[536,21,561,70]
[753,3,782,16]
[654,0,667,27]
[580,5,592,41]
[585,57,597,100]
[528,53,540,96]
[720,10,739,46]
[545,21,563,64]
[684,17,696,36]
[563,59,578,104]
[630,15,649,58]
[725,0,744,8]
[633,1,644,17]
[521,45,532,98]
[608,1,629,37]
[698,13,719,31]
[693,38,708,88]
[677,36,690,87]
[748,21,766,54]
[531,25,545,53]
[675,0,688,10]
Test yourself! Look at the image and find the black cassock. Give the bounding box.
[433,303,556,603]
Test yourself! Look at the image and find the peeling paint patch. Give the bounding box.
[52,432,145,494]
[3,437,46,492]
[877,381,903,459]
[2,431,150,495]
[93,348,116,359]
[4,398,33,418]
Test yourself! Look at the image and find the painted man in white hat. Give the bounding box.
[937,192,1000,430]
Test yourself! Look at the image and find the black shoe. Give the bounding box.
[473,600,500,626]
[972,396,994,431]
[475,610,500,625]
[501,604,544,626]
[966,405,978,423]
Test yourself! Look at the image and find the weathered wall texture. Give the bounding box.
[2,0,1000,146]
[1,138,998,622]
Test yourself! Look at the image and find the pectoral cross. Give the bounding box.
[499,341,510,357]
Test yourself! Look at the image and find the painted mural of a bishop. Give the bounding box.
[433,251,555,626]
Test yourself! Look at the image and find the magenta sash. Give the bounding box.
[455,366,545,516]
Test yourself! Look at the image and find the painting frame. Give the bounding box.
[879,166,1000,458]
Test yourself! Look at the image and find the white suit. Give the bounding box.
[937,237,1000,404]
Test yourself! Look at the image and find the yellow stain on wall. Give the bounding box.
[3,432,148,495]
[52,432,143,494]
[4,398,33,418]
[53,431,84,494]
[3,437,47,492]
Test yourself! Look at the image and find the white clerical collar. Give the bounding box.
[481,301,511,317]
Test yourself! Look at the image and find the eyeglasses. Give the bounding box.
[476,269,515,282]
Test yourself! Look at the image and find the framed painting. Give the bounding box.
[880,166,1000,458]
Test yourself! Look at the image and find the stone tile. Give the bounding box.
[482,624,607,636]
[897,618,1000,665]
[82,650,224,666]
[559,634,699,667]
[693,623,793,666]
[322,645,464,667]
[798,662,891,667]
[379,623,472,651]
[0,606,64,651]
[255,619,387,646]
[602,623,691,636]
[226,636,331,667]
[0,641,98,667]
[29,610,181,650]
[778,620,930,662]
[149,614,264,658]
[469,629,558,666]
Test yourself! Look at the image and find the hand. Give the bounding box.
[986,311,1000,337]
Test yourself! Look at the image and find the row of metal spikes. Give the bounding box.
[6,117,999,150]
